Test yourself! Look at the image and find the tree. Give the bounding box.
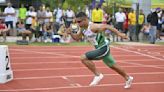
[40,0,92,12]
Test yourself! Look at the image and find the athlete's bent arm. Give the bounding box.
[92,24,128,39]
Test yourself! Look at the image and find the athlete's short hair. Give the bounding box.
[76,12,87,18]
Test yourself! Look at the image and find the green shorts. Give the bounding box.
[85,44,116,67]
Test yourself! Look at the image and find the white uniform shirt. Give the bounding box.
[26,11,37,24]
[4,7,15,22]
[115,12,126,22]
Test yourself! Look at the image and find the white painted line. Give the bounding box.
[11,49,79,58]
[11,59,154,64]
[13,65,164,72]
[111,46,164,61]
[14,71,164,80]
[0,81,164,91]
[11,66,144,71]
[120,61,164,69]
[11,56,76,59]
[62,76,81,87]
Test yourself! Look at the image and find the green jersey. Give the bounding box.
[82,23,109,48]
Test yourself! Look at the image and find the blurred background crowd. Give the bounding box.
[0,0,163,44]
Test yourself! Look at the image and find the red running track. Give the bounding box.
[0,45,164,92]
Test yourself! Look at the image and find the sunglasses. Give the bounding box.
[76,20,82,23]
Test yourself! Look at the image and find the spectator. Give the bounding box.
[123,9,129,35]
[65,7,75,27]
[53,6,64,25]
[57,23,71,43]
[137,9,145,41]
[156,8,162,40]
[43,22,53,43]
[25,6,37,31]
[36,6,46,42]
[4,2,16,36]
[115,8,126,41]
[18,4,27,21]
[16,20,32,41]
[140,23,150,41]
[0,19,8,42]
[70,19,80,34]
[91,4,103,23]
[148,8,158,44]
[128,9,136,41]
[44,7,53,23]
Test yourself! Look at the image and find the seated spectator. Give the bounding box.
[140,23,150,41]
[57,23,71,43]
[43,22,54,43]
[0,19,8,42]
[141,23,150,34]
[16,20,32,41]
[70,19,80,34]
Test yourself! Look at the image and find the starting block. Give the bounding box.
[0,45,13,84]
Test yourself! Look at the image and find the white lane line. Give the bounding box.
[11,59,155,64]
[14,72,164,80]
[0,81,164,92]
[11,49,79,58]
[13,65,164,72]
[120,61,164,69]
[11,56,76,59]
[62,76,81,87]
[111,46,164,61]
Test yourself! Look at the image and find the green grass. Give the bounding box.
[0,42,90,46]
[155,42,164,45]
[0,41,163,46]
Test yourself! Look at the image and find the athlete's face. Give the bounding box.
[76,17,88,28]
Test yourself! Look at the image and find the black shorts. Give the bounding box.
[85,45,109,60]
[116,22,124,31]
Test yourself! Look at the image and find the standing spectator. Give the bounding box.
[4,2,16,36]
[36,6,46,42]
[156,8,162,40]
[128,9,136,41]
[91,4,103,23]
[18,4,27,21]
[53,6,64,34]
[65,7,75,27]
[137,9,145,41]
[25,6,37,31]
[53,6,64,25]
[148,9,158,44]
[123,9,129,35]
[115,8,126,41]
[44,7,53,23]
[0,19,8,42]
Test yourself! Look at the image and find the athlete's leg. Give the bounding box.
[81,55,100,76]
[103,54,133,88]
[81,45,110,86]
[81,55,103,86]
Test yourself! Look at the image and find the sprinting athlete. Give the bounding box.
[67,12,133,88]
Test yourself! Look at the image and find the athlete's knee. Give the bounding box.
[80,55,88,62]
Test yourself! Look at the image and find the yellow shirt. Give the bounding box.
[128,12,136,25]
[138,14,144,25]
[19,8,27,19]
[91,9,103,22]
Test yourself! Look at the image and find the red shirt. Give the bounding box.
[0,24,6,30]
